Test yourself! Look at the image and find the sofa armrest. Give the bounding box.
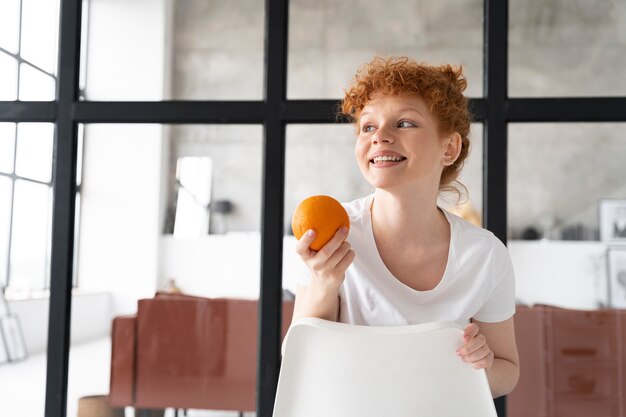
[108,315,137,407]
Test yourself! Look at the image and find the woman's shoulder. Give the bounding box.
[341,194,373,221]
[445,210,513,279]
[444,208,508,254]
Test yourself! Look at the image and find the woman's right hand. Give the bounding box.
[295,226,356,289]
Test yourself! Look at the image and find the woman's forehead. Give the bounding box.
[360,93,429,116]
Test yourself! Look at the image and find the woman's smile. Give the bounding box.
[369,150,407,167]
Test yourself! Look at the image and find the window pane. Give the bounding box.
[283,124,373,235]
[20,0,60,74]
[439,123,484,226]
[0,0,20,53]
[9,180,51,293]
[508,123,626,310]
[18,63,56,101]
[68,124,266,416]
[0,52,18,101]
[288,0,484,99]
[510,0,626,96]
[170,125,264,233]
[15,123,54,183]
[0,123,16,173]
[0,177,11,286]
[1,182,49,417]
[84,0,265,101]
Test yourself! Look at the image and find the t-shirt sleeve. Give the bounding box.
[472,239,516,323]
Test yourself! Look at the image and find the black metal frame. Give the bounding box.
[1,0,626,416]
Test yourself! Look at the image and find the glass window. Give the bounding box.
[439,123,484,226]
[15,123,54,183]
[18,63,56,101]
[0,52,19,101]
[169,124,264,233]
[509,0,626,96]
[0,177,12,287]
[508,123,626,311]
[20,0,60,74]
[0,123,16,173]
[0,0,21,54]
[84,0,265,100]
[508,123,626,241]
[9,180,51,294]
[287,0,484,99]
[284,124,372,234]
[67,123,265,416]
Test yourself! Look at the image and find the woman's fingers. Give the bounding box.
[471,350,494,370]
[457,330,493,370]
[335,248,356,272]
[294,226,354,287]
[463,323,480,341]
[295,229,317,258]
[326,241,352,268]
[317,227,350,259]
[463,343,491,363]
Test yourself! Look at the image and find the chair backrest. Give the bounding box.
[273,318,497,417]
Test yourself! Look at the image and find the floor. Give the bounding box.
[0,337,255,417]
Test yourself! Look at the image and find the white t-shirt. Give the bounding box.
[296,194,516,327]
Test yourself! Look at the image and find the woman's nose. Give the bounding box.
[372,125,395,144]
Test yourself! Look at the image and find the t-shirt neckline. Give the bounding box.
[363,194,456,295]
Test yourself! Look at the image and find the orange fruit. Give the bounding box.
[291,195,350,251]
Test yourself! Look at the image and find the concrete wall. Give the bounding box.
[165,0,626,238]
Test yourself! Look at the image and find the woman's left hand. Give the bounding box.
[456,322,494,370]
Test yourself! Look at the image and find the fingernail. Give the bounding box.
[307,229,315,237]
[340,226,348,234]
[456,350,462,356]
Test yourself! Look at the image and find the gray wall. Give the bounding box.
[166,0,626,239]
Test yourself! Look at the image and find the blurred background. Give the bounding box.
[1,0,625,416]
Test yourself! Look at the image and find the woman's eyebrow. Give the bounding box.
[360,107,425,119]
[397,107,425,117]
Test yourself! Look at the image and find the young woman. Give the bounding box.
[291,56,519,398]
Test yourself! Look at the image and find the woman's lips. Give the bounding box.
[369,155,407,167]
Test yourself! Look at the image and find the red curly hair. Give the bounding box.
[341,56,471,197]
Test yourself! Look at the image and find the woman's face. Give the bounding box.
[355,93,449,192]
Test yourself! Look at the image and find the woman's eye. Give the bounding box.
[361,125,375,133]
[398,120,415,128]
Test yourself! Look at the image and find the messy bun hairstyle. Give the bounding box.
[341,56,471,198]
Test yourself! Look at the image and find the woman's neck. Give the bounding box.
[371,187,448,246]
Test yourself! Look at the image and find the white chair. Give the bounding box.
[273,318,496,417]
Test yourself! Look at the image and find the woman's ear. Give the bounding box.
[443,132,462,165]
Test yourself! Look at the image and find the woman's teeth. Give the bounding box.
[372,155,405,163]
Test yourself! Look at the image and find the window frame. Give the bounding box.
[0,0,625,416]
[0,0,81,295]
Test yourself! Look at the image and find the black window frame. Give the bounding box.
[1,0,626,416]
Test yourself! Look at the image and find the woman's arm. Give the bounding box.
[457,317,520,398]
[292,284,340,322]
[291,227,355,323]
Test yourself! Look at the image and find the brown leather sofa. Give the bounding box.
[108,293,294,413]
[509,304,626,417]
